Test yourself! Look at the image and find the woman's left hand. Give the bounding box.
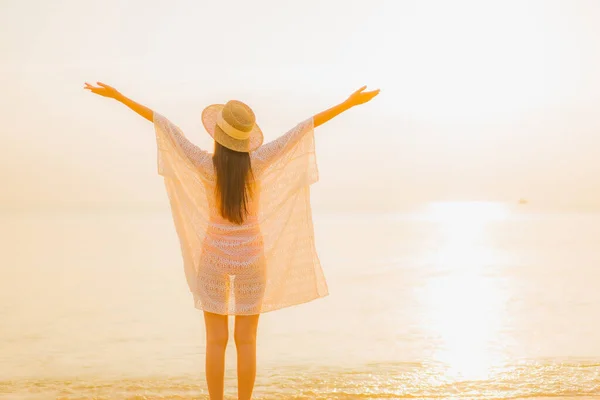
[84,81,122,100]
[345,86,380,107]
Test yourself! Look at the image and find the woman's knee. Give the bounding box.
[234,329,257,347]
[207,329,229,347]
[204,311,229,347]
[234,315,260,347]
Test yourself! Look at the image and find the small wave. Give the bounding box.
[1,361,599,399]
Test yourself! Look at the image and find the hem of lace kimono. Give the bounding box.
[191,291,330,316]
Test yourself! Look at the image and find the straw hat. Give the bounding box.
[202,100,264,152]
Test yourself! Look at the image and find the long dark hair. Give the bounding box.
[212,141,255,224]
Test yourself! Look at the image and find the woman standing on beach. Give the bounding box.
[84,82,379,400]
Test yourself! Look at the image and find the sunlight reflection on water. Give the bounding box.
[415,201,512,381]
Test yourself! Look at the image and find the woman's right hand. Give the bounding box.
[345,85,380,107]
[84,81,122,100]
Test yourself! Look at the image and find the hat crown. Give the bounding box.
[222,100,255,133]
[201,101,263,152]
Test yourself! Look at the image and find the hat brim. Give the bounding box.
[202,104,264,152]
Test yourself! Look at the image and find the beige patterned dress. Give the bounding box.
[154,112,328,315]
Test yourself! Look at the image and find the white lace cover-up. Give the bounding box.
[154,111,328,315]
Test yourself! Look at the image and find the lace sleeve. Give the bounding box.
[153,111,212,173]
[252,117,314,175]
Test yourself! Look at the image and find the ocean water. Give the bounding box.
[1,204,600,399]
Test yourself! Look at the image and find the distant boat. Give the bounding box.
[518,198,528,205]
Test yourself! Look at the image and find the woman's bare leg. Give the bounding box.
[203,311,229,400]
[234,314,260,400]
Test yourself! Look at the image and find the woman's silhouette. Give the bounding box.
[84,81,379,400]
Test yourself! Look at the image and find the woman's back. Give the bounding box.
[201,167,264,276]
[204,162,261,225]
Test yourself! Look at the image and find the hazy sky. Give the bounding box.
[1,0,600,211]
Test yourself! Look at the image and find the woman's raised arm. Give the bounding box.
[84,81,211,171]
[84,82,153,122]
[252,86,380,172]
[313,85,380,127]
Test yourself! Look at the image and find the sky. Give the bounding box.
[1,0,600,212]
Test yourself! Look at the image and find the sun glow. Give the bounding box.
[417,201,511,381]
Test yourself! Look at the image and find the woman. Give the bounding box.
[84,81,379,400]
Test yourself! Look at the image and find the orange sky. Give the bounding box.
[1,0,599,211]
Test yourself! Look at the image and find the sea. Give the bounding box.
[1,202,599,399]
